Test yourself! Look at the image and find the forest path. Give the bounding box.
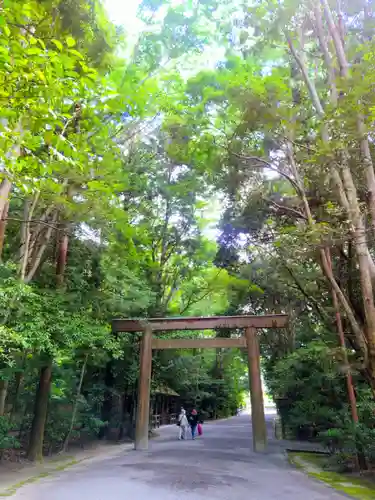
[12,413,348,500]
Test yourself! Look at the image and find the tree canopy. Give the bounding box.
[1,0,375,472]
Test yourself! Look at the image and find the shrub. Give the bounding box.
[0,416,20,450]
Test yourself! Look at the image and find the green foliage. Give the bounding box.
[148,0,375,474]
[156,347,247,419]
[0,0,248,461]
[8,0,375,469]
[0,416,20,450]
[265,341,346,437]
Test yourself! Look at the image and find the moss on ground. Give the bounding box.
[288,451,375,499]
[0,459,81,497]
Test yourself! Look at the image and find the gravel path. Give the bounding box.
[13,413,348,499]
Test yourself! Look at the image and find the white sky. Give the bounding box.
[104,0,143,36]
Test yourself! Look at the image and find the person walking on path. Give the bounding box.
[189,409,199,440]
[178,408,189,440]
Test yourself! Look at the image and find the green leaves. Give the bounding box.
[66,36,76,48]
[52,40,63,51]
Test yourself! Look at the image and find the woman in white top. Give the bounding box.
[178,409,189,440]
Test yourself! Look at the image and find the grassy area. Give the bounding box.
[288,451,375,499]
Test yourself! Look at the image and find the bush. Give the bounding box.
[266,342,347,440]
[320,423,375,471]
[44,395,106,452]
[0,416,20,450]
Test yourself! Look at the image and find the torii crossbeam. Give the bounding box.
[112,314,288,452]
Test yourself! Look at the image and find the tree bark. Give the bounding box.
[62,354,88,452]
[286,35,324,116]
[320,0,375,235]
[285,124,366,352]
[0,179,12,224]
[326,249,368,469]
[10,360,26,424]
[56,231,69,287]
[320,0,349,77]
[325,248,359,422]
[0,178,11,261]
[25,211,57,283]
[340,163,375,358]
[27,361,52,461]
[357,116,375,233]
[0,380,9,416]
[287,23,375,379]
[98,360,114,440]
[27,214,70,460]
[320,247,367,357]
[20,193,40,280]
[0,201,9,260]
[311,2,338,105]
[27,205,55,258]
[20,199,30,280]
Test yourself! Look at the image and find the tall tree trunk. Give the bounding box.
[25,211,58,283]
[56,231,69,287]
[19,193,40,280]
[320,0,375,234]
[27,361,52,461]
[0,179,12,224]
[325,249,359,422]
[320,248,367,357]
[27,227,69,460]
[10,356,26,423]
[62,354,88,452]
[0,201,9,260]
[326,249,368,470]
[99,360,115,440]
[311,3,338,105]
[287,29,372,373]
[20,199,30,280]
[357,116,375,233]
[320,0,349,77]
[340,163,375,367]
[0,179,11,261]
[0,380,8,416]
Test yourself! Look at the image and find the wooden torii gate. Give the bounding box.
[112,314,288,452]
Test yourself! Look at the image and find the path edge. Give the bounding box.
[0,443,133,497]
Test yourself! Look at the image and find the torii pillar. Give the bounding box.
[112,314,288,452]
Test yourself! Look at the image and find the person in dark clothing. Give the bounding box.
[188,409,199,439]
